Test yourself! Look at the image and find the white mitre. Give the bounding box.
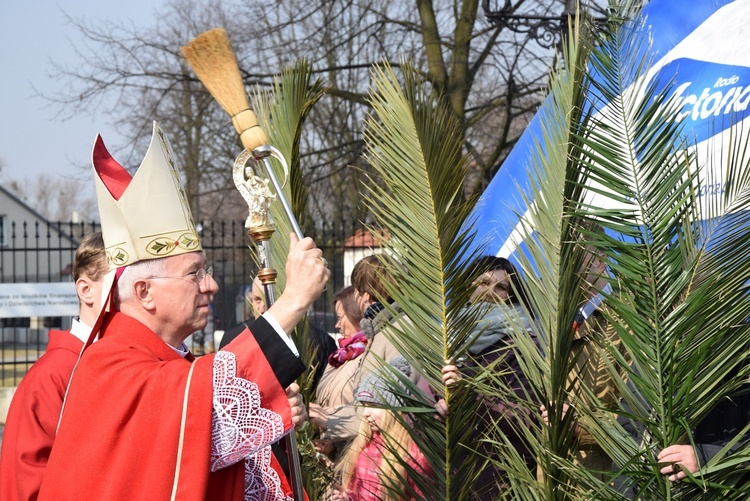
[92,121,202,270]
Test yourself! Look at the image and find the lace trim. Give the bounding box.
[210,350,285,471]
[244,446,293,501]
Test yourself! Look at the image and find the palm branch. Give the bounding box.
[250,58,326,286]
[477,8,612,500]
[353,8,609,499]
[358,59,489,500]
[249,58,327,376]
[552,2,750,499]
[371,0,750,498]
[460,0,750,497]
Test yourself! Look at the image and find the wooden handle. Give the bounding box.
[232,109,268,152]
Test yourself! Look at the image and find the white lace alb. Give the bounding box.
[210,351,291,501]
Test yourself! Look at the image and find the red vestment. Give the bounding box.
[38,313,304,501]
[0,330,83,501]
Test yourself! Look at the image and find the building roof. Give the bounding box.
[343,228,390,248]
[0,185,79,246]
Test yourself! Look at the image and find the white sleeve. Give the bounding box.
[261,311,299,357]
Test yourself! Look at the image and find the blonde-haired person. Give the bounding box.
[0,232,108,501]
[330,357,431,501]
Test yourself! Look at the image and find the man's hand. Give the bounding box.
[658,445,699,482]
[286,383,308,430]
[269,233,330,333]
[308,402,330,430]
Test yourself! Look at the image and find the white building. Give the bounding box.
[0,185,80,283]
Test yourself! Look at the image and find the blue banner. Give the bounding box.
[467,0,749,258]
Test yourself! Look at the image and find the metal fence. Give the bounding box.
[0,219,373,386]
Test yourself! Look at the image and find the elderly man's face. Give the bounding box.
[150,252,218,340]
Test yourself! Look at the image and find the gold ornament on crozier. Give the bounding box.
[233,150,276,242]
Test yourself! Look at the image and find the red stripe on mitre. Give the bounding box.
[226,328,292,430]
[93,134,133,201]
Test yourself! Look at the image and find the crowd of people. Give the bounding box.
[0,120,747,501]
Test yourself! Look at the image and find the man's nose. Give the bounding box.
[201,274,219,293]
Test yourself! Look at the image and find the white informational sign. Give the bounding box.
[0,283,78,318]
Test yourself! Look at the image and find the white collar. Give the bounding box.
[169,342,190,358]
[70,317,92,343]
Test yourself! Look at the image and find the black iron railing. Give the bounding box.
[0,219,373,385]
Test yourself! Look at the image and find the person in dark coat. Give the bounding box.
[446,256,540,500]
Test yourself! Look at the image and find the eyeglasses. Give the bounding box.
[148,266,214,286]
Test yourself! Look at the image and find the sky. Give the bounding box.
[0,1,167,216]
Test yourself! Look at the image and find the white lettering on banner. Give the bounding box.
[714,75,739,88]
[667,81,750,122]
[0,283,78,318]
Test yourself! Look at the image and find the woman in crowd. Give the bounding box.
[450,256,540,500]
[312,286,365,458]
[310,255,416,461]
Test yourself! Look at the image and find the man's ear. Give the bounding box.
[75,277,95,308]
[133,279,156,310]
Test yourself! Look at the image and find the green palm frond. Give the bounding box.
[250,59,327,372]
[360,60,486,500]
[492,10,607,499]
[363,61,483,377]
[445,0,750,498]
[556,3,750,498]
[249,60,326,368]
[251,58,327,288]
[355,9,617,500]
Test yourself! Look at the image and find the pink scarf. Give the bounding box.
[327,331,368,367]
